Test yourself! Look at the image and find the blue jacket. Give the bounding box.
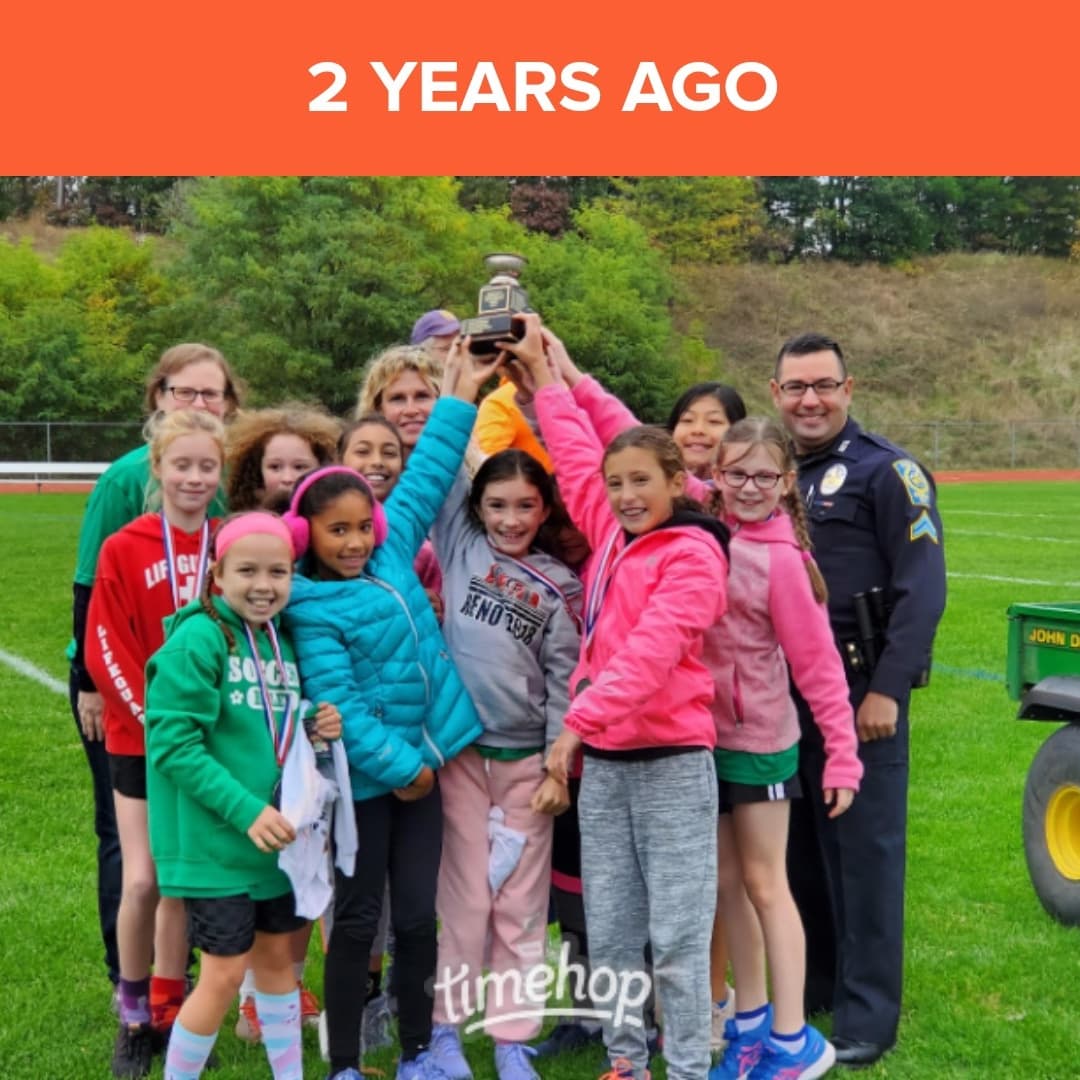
[282,398,483,800]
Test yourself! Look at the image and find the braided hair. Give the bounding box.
[199,551,237,652]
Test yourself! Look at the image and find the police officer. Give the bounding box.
[771,332,946,1068]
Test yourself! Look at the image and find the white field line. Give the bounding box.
[947,571,1080,589]
[944,509,1073,520]
[947,529,1080,545]
[0,646,66,696]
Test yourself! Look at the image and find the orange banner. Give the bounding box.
[3,0,1077,173]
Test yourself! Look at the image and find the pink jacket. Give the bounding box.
[707,513,862,792]
[533,384,728,752]
[568,374,860,792]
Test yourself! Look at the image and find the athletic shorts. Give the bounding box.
[108,752,147,800]
[185,892,305,957]
[718,772,802,815]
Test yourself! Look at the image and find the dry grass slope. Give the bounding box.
[675,254,1080,427]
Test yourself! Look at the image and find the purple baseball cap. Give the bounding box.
[410,309,460,345]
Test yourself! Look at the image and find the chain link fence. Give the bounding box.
[1,419,1079,472]
[0,421,144,463]
[871,420,1080,471]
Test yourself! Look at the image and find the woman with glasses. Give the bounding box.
[68,343,243,1035]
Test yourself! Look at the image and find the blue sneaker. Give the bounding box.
[746,1026,835,1080]
[533,1021,604,1057]
[494,1043,540,1080]
[396,1051,453,1080]
[327,1071,365,1080]
[709,1007,773,1080]
[427,1025,473,1080]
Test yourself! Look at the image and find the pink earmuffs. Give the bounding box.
[283,466,389,557]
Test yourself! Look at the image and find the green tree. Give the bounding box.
[159,177,509,413]
[616,177,762,264]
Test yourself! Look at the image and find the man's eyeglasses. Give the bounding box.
[718,469,784,490]
[778,378,845,398]
[165,386,225,405]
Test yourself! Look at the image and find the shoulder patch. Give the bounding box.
[910,509,940,544]
[892,459,932,507]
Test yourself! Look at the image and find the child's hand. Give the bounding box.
[426,588,445,623]
[539,325,581,387]
[825,787,855,818]
[247,806,297,852]
[312,701,342,741]
[544,729,583,786]
[443,335,502,403]
[497,313,549,383]
[394,765,435,802]
[530,775,571,816]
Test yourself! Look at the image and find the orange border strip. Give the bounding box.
[4,2,1080,173]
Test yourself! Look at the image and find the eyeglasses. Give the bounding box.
[778,378,845,398]
[165,386,226,404]
[719,469,784,490]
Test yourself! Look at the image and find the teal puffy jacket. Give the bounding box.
[282,397,482,801]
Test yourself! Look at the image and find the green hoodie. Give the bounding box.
[145,595,301,900]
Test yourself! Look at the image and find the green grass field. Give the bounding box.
[1,483,1079,1079]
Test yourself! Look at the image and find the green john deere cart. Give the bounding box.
[1007,601,1080,924]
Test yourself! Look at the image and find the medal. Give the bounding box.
[160,512,210,611]
[242,620,296,767]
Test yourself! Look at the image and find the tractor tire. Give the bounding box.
[1023,723,1080,925]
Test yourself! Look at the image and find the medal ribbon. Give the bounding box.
[242,620,296,767]
[485,539,583,633]
[582,525,630,650]
[160,513,210,612]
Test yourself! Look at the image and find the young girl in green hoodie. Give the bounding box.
[145,512,341,1080]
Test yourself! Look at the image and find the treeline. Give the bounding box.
[0,177,708,425]
[5,175,1080,264]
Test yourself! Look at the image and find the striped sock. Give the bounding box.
[734,1004,770,1034]
[255,988,303,1080]
[164,1021,217,1080]
[770,1025,807,1055]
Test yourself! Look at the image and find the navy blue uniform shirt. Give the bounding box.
[796,417,946,703]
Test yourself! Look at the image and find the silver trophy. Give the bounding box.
[459,253,533,356]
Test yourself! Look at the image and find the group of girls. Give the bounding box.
[75,319,861,1080]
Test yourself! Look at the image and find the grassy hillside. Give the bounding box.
[675,255,1080,466]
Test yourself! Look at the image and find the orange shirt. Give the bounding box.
[474,380,554,472]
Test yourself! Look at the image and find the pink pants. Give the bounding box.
[433,747,554,1041]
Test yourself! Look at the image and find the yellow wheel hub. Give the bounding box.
[1046,785,1080,880]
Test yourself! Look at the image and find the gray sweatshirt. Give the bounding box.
[430,470,582,753]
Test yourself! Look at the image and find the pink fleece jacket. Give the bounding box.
[567,373,861,792]
[533,383,727,751]
[707,513,862,792]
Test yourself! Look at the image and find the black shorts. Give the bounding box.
[109,753,147,800]
[718,772,802,815]
[185,892,306,957]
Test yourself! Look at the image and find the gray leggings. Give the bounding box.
[579,751,717,1080]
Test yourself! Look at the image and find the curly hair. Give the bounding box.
[225,402,342,511]
[355,345,441,418]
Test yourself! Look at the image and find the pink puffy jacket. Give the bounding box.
[533,384,728,751]
[568,374,860,792]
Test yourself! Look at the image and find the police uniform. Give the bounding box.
[786,416,946,1053]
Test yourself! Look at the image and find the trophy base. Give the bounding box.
[460,312,525,355]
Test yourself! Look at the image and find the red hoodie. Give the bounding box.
[87,512,215,757]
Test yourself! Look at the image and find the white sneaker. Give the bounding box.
[710,985,736,1052]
